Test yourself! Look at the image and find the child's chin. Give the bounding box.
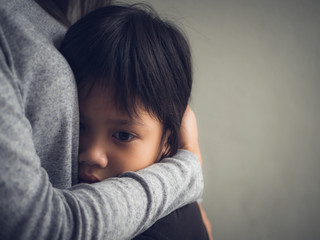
[79,178,100,184]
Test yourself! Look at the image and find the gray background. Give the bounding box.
[131,0,320,239]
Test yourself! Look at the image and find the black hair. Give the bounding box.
[60,4,193,158]
[35,0,113,26]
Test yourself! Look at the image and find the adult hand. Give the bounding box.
[179,106,202,165]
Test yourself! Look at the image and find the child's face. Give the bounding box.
[78,83,164,183]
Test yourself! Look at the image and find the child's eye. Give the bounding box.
[113,131,135,142]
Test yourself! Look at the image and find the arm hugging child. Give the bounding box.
[60,4,211,239]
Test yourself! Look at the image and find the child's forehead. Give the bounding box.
[78,81,119,105]
[78,81,154,120]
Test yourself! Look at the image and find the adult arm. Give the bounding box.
[0,47,203,240]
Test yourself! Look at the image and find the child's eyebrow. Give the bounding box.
[79,113,144,126]
[105,118,145,127]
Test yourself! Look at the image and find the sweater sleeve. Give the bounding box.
[0,46,203,240]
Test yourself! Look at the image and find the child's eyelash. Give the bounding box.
[113,131,136,141]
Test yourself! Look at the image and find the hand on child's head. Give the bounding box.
[179,106,202,165]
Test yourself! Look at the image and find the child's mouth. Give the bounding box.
[78,173,100,184]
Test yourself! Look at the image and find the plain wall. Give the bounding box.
[130,0,320,239]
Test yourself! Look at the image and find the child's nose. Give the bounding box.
[78,144,108,168]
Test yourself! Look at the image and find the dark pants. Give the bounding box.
[132,202,209,240]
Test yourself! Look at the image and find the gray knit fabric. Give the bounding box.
[0,0,203,239]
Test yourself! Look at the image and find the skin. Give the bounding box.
[77,82,213,239]
[179,106,202,165]
[78,83,165,183]
[180,107,213,240]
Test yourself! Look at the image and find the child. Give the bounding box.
[60,4,211,239]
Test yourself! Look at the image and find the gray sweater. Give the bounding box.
[0,0,203,239]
